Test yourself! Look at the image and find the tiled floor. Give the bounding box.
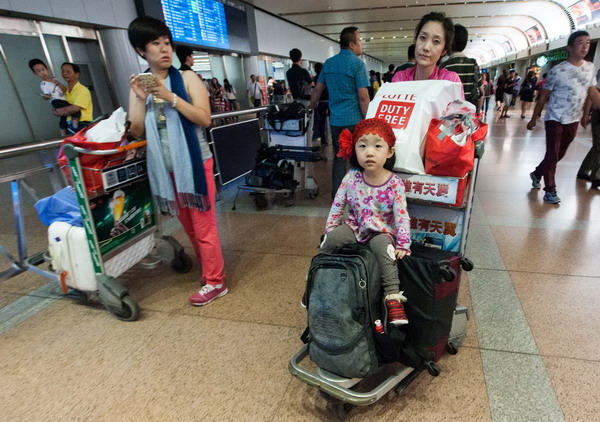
[1,107,599,421]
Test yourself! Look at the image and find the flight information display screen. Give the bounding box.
[162,0,229,49]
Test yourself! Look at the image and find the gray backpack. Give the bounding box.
[305,244,383,378]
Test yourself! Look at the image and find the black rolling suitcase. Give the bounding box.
[392,244,473,371]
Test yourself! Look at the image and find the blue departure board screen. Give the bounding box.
[162,0,230,50]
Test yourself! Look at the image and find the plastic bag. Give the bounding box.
[57,112,129,195]
[424,100,487,177]
[366,80,463,174]
[34,186,82,227]
[85,107,128,143]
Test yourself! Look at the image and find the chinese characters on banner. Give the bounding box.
[398,173,460,205]
[407,203,464,252]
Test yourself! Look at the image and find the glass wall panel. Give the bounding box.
[0,33,61,142]
[222,55,246,109]
[265,59,274,78]
[43,35,68,79]
[67,38,115,117]
[209,54,225,83]
[0,45,34,146]
[257,59,267,78]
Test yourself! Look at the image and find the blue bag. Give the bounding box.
[34,186,82,227]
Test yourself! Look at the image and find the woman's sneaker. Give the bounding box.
[385,293,409,325]
[189,283,228,306]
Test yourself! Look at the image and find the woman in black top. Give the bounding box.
[519,70,538,118]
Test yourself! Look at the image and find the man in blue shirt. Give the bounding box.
[310,26,370,196]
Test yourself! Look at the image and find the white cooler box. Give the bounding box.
[48,221,154,292]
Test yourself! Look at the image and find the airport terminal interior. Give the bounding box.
[1,1,600,421]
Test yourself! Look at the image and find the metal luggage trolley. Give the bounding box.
[27,140,192,321]
[289,143,484,419]
[232,106,323,211]
[266,107,321,197]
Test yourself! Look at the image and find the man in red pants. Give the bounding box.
[527,30,600,204]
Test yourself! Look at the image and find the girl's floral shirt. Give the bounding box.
[325,169,411,251]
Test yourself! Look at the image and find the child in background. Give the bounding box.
[29,58,79,136]
[320,118,411,325]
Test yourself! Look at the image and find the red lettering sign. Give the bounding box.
[374,100,415,130]
[410,216,418,230]
[423,183,437,196]
[436,183,449,197]
[443,222,457,237]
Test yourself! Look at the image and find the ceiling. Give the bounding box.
[246,0,597,67]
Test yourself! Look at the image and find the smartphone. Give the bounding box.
[138,72,158,88]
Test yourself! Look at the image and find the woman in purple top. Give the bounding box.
[392,12,464,98]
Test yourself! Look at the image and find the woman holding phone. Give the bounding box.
[392,12,464,99]
[127,16,228,306]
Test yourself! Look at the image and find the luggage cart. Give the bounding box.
[25,140,192,321]
[266,109,321,198]
[289,143,484,419]
[231,108,323,211]
[232,144,322,211]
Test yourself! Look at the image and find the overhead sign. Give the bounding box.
[536,56,549,66]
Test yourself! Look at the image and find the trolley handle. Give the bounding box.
[69,140,147,156]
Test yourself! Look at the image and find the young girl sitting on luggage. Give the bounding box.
[321,118,411,325]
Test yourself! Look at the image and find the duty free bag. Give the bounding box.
[366,80,463,174]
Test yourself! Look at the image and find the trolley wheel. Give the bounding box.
[319,390,333,401]
[326,401,354,420]
[460,257,474,271]
[425,361,441,377]
[440,265,457,282]
[254,194,268,210]
[446,343,459,355]
[284,192,296,207]
[114,295,140,321]
[171,250,193,273]
[308,187,320,199]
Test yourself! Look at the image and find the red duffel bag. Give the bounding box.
[424,103,487,177]
[57,123,128,195]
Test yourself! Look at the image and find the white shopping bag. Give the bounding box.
[85,107,128,143]
[366,80,462,174]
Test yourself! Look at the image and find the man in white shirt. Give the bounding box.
[246,74,263,107]
[528,30,600,204]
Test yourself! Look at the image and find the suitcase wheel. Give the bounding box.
[253,193,268,210]
[446,343,459,355]
[460,258,474,272]
[327,400,354,420]
[440,266,457,282]
[425,361,441,377]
